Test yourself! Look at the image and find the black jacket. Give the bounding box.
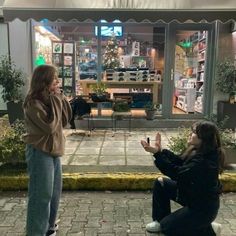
[153,149,222,208]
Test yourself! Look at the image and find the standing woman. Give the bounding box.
[23,65,72,236]
[141,121,225,236]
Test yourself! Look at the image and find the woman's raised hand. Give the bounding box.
[140,132,162,154]
[155,132,162,151]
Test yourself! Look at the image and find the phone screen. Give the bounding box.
[147,137,150,144]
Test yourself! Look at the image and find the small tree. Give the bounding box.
[215,59,236,101]
[103,34,120,70]
[0,56,25,102]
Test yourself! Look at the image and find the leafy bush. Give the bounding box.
[167,128,190,155]
[0,120,26,164]
[0,56,25,102]
[215,59,236,95]
[167,116,236,155]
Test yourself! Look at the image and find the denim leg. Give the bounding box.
[48,157,62,228]
[26,145,55,236]
[152,178,178,221]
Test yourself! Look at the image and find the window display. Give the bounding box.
[52,41,76,96]
[173,30,208,114]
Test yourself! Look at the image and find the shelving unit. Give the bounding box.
[195,30,207,113]
[176,88,196,113]
[52,41,76,95]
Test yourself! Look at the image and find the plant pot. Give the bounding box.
[91,93,109,102]
[145,110,156,120]
[224,148,236,170]
[217,101,236,129]
[7,101,24,124]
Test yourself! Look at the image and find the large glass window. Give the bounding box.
[32,20,166,117]
[172,30,208,114]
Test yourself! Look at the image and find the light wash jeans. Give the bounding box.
[26,144,62,236]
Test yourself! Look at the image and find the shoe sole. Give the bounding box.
[146,229,161,233]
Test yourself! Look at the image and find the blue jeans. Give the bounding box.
[152,178,219,236]
[26,144,62,236]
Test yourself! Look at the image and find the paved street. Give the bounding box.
[0,191,236,236]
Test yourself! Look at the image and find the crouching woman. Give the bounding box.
[141,121,225,236]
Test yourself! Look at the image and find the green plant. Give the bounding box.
[167,118,236,155]
[0,55,25,102]
[145,102,160,111]
[112,101,130,112]
[215,59,236,99]
[0,120,26,164]
[90,82,107,95]
[167,127,190,155]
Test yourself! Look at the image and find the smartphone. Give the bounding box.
[147,137,150,144]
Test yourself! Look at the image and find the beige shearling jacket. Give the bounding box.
[23,93,72,157]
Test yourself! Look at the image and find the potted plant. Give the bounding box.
[145,102,160,120]
[90,82,109,102]
[0,56,25,124]
[215,59,236,129]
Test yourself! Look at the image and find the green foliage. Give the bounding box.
[0,56,25,102]
[220,129,236,149]
[0,120,26,164]
[90,82,107,95]
[216,59,236,95]
[168,116,236,155]
[204,114,236,149]
[113,101,130,112]
[167,128,190,155]
[145,102,160,111]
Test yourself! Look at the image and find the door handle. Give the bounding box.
[171,69,174,80]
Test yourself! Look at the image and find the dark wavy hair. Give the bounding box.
[24,65,57,107]
[192,120,225,174]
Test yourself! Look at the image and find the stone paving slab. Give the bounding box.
[0,191,235,236]
[62,129,171,167]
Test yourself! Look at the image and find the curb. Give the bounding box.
[0,172,236,192]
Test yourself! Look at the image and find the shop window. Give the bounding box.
[32,21,165,117]
[172,30,208,115]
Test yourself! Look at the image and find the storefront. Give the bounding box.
[1,0,236,125]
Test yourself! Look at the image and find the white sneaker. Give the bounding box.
[49,223,59,231]
[146,221,161,233]
[211,222,222,236]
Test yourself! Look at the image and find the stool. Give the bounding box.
[112,111,132,133]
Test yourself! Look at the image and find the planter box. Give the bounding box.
[224,148,236,170]
[217,101,236,129]
[7,101,24,125]
[91,93,109,102]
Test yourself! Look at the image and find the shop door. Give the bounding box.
[168,25,214,118]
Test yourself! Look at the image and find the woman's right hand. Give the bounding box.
[155,132,162,151]
[140,132,162,154]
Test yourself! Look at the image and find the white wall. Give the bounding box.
[8,19,32,97]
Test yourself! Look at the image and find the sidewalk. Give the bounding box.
[0,128,236,191]
[0,191,235,236]
[62,128,181,171]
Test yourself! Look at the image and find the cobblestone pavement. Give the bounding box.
[0,191,235,236]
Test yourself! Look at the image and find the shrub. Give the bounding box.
[167,128,190,155]
[0,120,26,164]
[167,117,236,155]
